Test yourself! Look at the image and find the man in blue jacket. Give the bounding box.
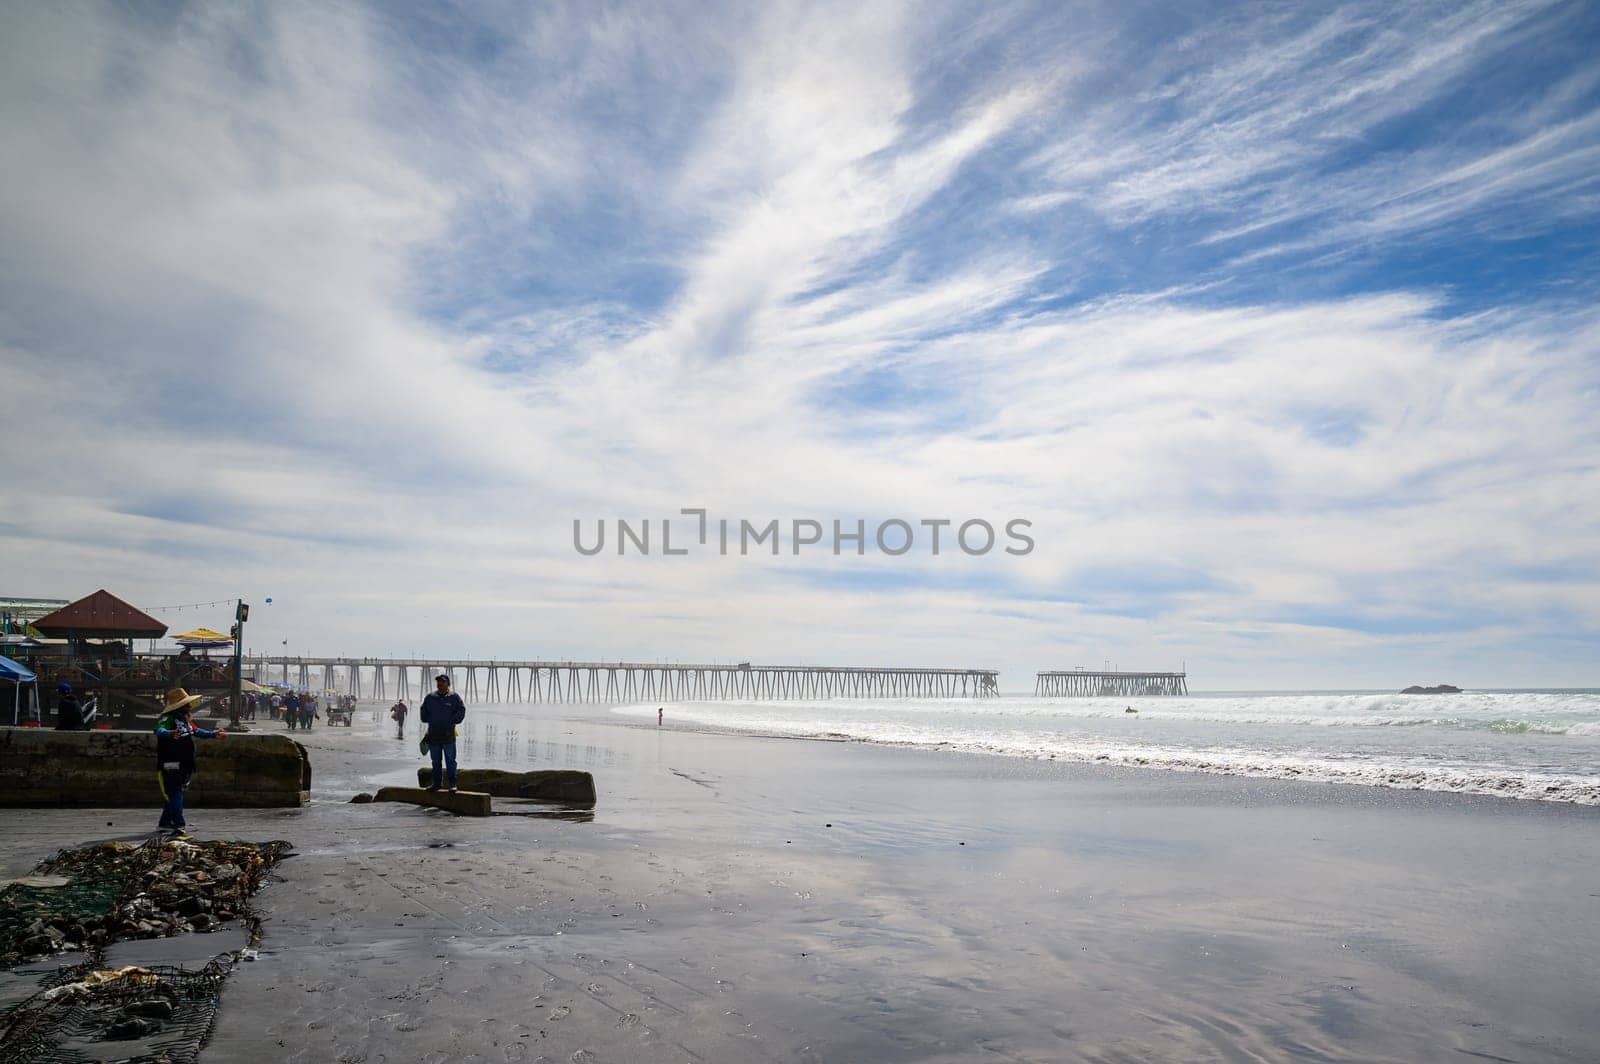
[419,673,466,791]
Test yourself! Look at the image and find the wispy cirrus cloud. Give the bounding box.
[1,0,1597,686]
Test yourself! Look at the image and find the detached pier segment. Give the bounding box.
[243,657,1000,702]
[1035,670,1188,696]
[372,786,491,817]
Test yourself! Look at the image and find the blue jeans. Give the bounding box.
[158,769,188,828]
[428,740,457,789]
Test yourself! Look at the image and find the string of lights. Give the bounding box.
[140,598,243,613]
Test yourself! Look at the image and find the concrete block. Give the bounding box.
[373,786,491,816]
[414,768,596,805]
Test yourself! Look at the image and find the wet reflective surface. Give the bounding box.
[5,706,1598,1062]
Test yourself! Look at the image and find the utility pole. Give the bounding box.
[230,599,249,727]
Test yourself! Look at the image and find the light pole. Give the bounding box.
[230,599,249,727]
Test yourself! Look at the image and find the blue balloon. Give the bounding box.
[264,597,273,604]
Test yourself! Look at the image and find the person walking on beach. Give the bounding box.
[300,694,317,730]
[154,688,224,832]
[419,674,466,791]
[391,699,408,739]
[54,682,86,730]
[285,690,301,730]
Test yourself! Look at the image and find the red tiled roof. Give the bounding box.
[33,589,168,638]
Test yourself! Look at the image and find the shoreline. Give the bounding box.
[4,709,1599,1061]
[602,705,1600,807]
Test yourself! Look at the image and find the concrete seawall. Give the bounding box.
[0,729,310,808]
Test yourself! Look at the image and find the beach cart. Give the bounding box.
[326,694,357,727]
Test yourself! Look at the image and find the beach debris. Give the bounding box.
[1,837,291,967]
[1,840,289,1062]
[5,957,234,1061]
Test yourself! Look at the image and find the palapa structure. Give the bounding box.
[27,592,235,725]
[33,590,167,644]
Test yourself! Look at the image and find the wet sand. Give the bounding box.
[4,707,1599,1062]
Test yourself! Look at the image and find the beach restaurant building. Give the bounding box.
[13,590,242,726]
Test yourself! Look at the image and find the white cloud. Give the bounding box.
[1,1,1597,688]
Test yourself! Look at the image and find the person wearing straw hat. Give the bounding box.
[153,688,225,832]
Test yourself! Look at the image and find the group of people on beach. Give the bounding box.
[43,674,469,831]
[258,689,321,730]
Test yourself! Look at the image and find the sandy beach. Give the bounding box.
[4,707,1599,1062]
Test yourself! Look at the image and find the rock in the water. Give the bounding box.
[349,792,375,804]
[414,768,596,806]
[1401,684,1462,694]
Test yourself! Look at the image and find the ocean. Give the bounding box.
[610,689,1600,804]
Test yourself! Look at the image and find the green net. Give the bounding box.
[0,837,291,1061]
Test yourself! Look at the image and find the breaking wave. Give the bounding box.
[612,690,1600,805]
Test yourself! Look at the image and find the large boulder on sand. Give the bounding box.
[414,768,595,806]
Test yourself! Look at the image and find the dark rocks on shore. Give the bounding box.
[107,1016,158,1040]
[124,998,175,1021]
[1401,684,1462,694]
[349,792,375,803]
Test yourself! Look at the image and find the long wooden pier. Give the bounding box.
[1035,670,1187,696]
[244,657,1000,703]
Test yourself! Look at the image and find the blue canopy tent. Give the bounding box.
[1,654,39,726]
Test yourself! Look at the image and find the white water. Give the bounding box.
[612,690,1600,804]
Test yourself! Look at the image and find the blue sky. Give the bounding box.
[2,0,1598,688]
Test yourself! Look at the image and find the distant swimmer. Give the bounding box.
[658,707,664,726]
[1125,705,1137,714]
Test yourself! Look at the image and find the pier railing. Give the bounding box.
[243,657,1000,703]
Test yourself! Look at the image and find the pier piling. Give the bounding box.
[244,657,1000,704]
[1034,670,1187,697]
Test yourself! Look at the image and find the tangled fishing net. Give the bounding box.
[0,837,291,1062]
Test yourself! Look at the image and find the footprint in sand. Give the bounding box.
[548,1005,571,1021]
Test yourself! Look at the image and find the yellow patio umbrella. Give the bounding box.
[173,627,234,648]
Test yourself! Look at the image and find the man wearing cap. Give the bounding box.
[53,682,85,730]
[419,674,467,792]
[154,688,225,832]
